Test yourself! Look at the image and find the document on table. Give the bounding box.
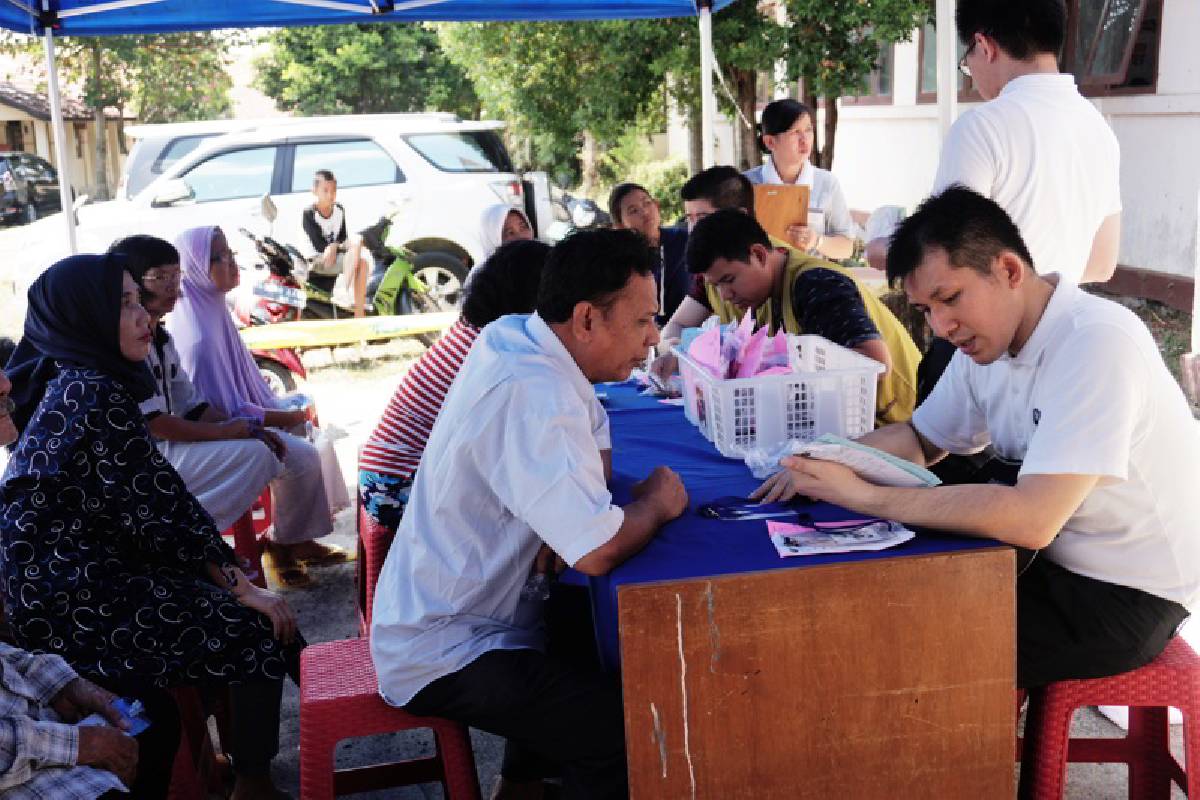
[795,434,941,489]
[766,519,915,557]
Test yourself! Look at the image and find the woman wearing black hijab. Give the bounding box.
[2,254,301,799]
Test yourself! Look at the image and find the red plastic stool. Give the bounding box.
[251,489,273,536]
[356,501,396,635]
[299,637,481,799]
[1019,636,1200,798]
[222,509,267,589]
[166,687,225,800]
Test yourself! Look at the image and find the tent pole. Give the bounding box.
[935,0,957,142]
[698,0,716,168]
[42,27,77,254]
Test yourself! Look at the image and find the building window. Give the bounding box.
[918,2,1162,101]
[843,43,895,106]
[73,124,84,158]
[1064,0,1161,94]
[917,23,982,104]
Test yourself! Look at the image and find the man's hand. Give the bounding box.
[77,726,137,787]
[323,242,339,270]
[52,678,126,729]
[533,543,566,576]
[632,466,688,522]
[648,352,678,385]
[775,455,877,511]
[750,470,801,503]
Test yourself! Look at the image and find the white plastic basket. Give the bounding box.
[673,334,885,459]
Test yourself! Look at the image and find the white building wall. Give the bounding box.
[673,0,1200,282]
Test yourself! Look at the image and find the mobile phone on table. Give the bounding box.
[698,495,808,521]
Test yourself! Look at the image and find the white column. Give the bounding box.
[699,2,716,168]
[43,29,77,253]
[935,0,958,141]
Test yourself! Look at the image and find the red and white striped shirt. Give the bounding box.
[359,318,480,480]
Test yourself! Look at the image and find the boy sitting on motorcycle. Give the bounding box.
[302,169,370,317]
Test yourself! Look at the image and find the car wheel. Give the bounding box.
[257,358,296,396]
[412,251,469,311]
[23,204,36,224]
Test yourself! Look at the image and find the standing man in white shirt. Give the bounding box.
[935,0,1122,285]
[758,187,1199,690]
[371,228,688,800]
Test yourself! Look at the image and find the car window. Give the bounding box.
[403,131,513,173]
[181,147,276,203]
[15,155,41,179]
[290,139,403,192]
[154,135,216,175]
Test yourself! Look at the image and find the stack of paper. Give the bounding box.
[766,519,916,557]
[795,434,941,488]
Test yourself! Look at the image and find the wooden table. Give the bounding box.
[594,382,1017,798]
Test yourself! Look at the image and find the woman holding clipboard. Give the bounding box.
[745,98,858,261]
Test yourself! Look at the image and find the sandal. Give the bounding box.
[294,543,353,567]
[263,548,313,589]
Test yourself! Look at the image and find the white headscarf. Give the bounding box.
[479,204,531,259]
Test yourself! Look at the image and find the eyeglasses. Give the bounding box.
[141,268,181,286]
[958,37,979,78]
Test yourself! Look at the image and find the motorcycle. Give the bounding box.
[232,226,309,395]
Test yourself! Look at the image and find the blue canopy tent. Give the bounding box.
[0,0,736,251]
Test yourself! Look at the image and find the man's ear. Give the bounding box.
[570,300,598,341]
[997,251,1028,288]
[748,242,770,268]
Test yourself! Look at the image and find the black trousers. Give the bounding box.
[1018,556,1189,689]
[212,635,305,777]
[404,585,627,800]
[91,681,181,800]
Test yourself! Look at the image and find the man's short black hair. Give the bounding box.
[886,185,1036,286]
[536,228,654,324]
[461,239,551,329]
[313,169,336,185]
[956,0,1066,59]
[607,182,649,226]
[685,208,771,275]
[108,234,180,284]
[680,166,756,215]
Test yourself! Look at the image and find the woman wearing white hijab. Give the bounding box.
[479,203,534,259]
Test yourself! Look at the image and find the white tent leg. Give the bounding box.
[1184,191,1200,404]
[935,0,958,141]
[43,29,77,254]
[699,1,716,168]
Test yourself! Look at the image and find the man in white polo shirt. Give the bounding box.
[759,187,1199,688]
[371,228,688,799]
[936,0,1121,285]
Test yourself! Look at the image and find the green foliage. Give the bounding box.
[778,0,929,99]
[0,31,236,122]
[597,132,688,222]
[255,24,478,117]
[436,21,666,182]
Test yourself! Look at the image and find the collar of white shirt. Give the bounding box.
[763,156,815,187]
[1005,273,1077,367]
[999,72,1078,99]
[524,312,597,405]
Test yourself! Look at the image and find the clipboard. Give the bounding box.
[753,184,810,243]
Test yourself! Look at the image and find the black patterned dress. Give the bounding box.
[0,367,290,686]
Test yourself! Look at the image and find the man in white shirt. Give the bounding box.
[757,187,1199,689]
[371,228,688,799]
[936,0,1121,285]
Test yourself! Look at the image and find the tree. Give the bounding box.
[779,0,929,169]
[437,21,665,192]
[0,32,236,200]
[255,24,479,118]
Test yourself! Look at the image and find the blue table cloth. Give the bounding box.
[585,379,1003,670]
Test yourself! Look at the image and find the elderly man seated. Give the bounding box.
[371,228,689,800]
[757,186,1200,690]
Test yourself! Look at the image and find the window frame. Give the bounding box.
[916,23,983,105]
[178,145,283,204]
[842,42,896,106]
[284,137,405,194]
[1063,0,1161,97]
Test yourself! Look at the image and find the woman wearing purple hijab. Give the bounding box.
[167,226,348,587]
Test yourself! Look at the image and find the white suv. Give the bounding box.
[70,114,529,291]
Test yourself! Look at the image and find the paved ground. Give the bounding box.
[264,342,1188,799]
